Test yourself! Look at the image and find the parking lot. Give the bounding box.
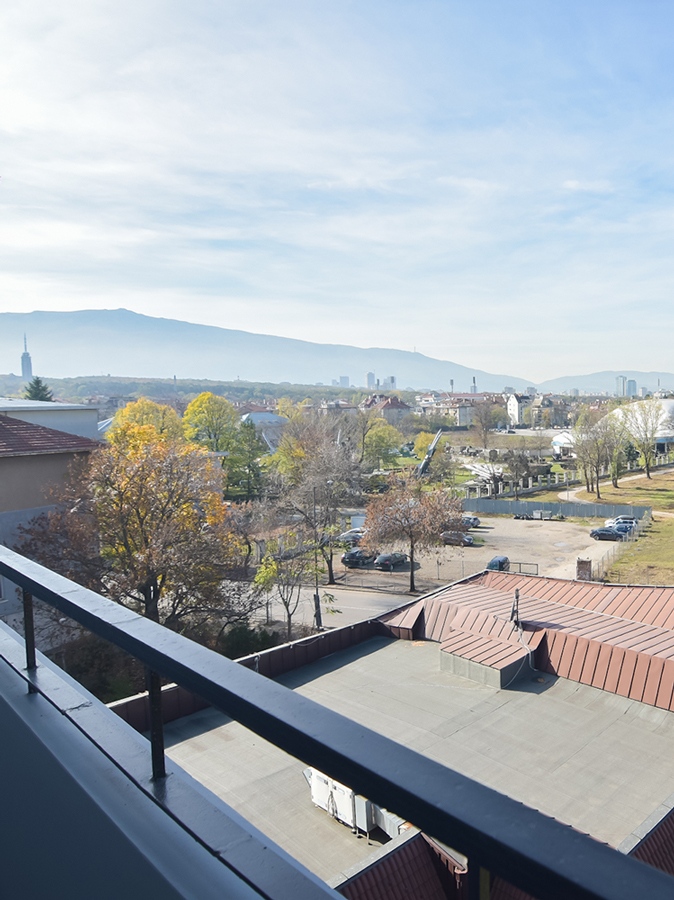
[334,515,613,592]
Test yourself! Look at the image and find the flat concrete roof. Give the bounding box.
[0,398,93,411]
[165,636,674,882]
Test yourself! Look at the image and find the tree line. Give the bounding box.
[18,394,464,698]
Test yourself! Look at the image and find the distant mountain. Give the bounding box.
[2,309,672,394]
[0,309,534,392]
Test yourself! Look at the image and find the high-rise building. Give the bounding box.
[339,375,349,388]
[382,375,396,390]
[626,379,637,397]
[366,372,375,389]
[20,336,32,381]
[616,376,627,397]
[469,377,477,394]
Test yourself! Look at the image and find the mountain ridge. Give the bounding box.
[1,309,672,394]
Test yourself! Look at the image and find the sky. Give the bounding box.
[2,0,674,383]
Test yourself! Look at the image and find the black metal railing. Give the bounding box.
[1,544,673,900]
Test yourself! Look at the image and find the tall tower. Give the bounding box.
[21,335,33,381]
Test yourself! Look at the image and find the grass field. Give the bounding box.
[573,468,674,510]
[606,516,674,585]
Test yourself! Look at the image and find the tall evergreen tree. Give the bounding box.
[24,376,54,401]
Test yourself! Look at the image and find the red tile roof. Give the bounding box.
[0,415,100,457]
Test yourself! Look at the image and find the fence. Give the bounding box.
[591,511,653,581]
[464,498,652,520]
[461,455,674,501]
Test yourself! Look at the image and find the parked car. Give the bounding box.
[340,548,376,568]
[374,552,408,571]
[441,531,474,547]
[612,522,635,536]
[604,516,638,528]
[486,555,510,571]
[339,528,365,543]
[462,515,480,529]
[590,527,624,541]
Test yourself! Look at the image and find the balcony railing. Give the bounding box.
[1,544,673,900]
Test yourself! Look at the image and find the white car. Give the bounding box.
[604,516,637,528]
[339,528,366,543]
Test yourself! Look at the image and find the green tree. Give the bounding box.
[226,419,267,500]
[413,432,435,460]
[363,419,403,471]
[183,392,239,452]
[24,376,54,401]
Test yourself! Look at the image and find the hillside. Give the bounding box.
[0,309,532,392]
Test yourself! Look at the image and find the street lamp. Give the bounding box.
[313,486,323,631]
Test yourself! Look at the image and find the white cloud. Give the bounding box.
[2,1,674,381]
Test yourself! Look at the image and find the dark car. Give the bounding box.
[486,555,510,571]
[590,527,624,541]
[340,548,376,568]
[441,531,474,547]
[462,515,481,529]
[612,522,635,536]
[374,552,408,571]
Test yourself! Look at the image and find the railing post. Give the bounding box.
[22,589,38,694]
[146,668,166,780]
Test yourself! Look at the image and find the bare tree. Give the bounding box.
[254,535,314,639]
[472,402,499,449]
[624,399,666,479]
[269,411,363,584]
[364,480,463,592]
[503,446,531,499]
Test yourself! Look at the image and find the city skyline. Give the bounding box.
[2,2,674,381]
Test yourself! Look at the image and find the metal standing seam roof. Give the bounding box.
[336,833,467,900]
[382,572,674,710]
[0,414,100,457]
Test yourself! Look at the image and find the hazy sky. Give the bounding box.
[2,1,674,382]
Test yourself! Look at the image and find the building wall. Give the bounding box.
[0,452,85,514]
[4,406,99,439]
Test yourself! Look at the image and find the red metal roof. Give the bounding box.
[0,415,99,457]
[336,832,466,900]
[382,572,674,712]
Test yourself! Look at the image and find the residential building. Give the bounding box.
[359,394,411,425]
[0,415,99,619]
[239,411,289,452]
[0,397,100,440]
[506,393,532,426]
[527,395,570,428]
